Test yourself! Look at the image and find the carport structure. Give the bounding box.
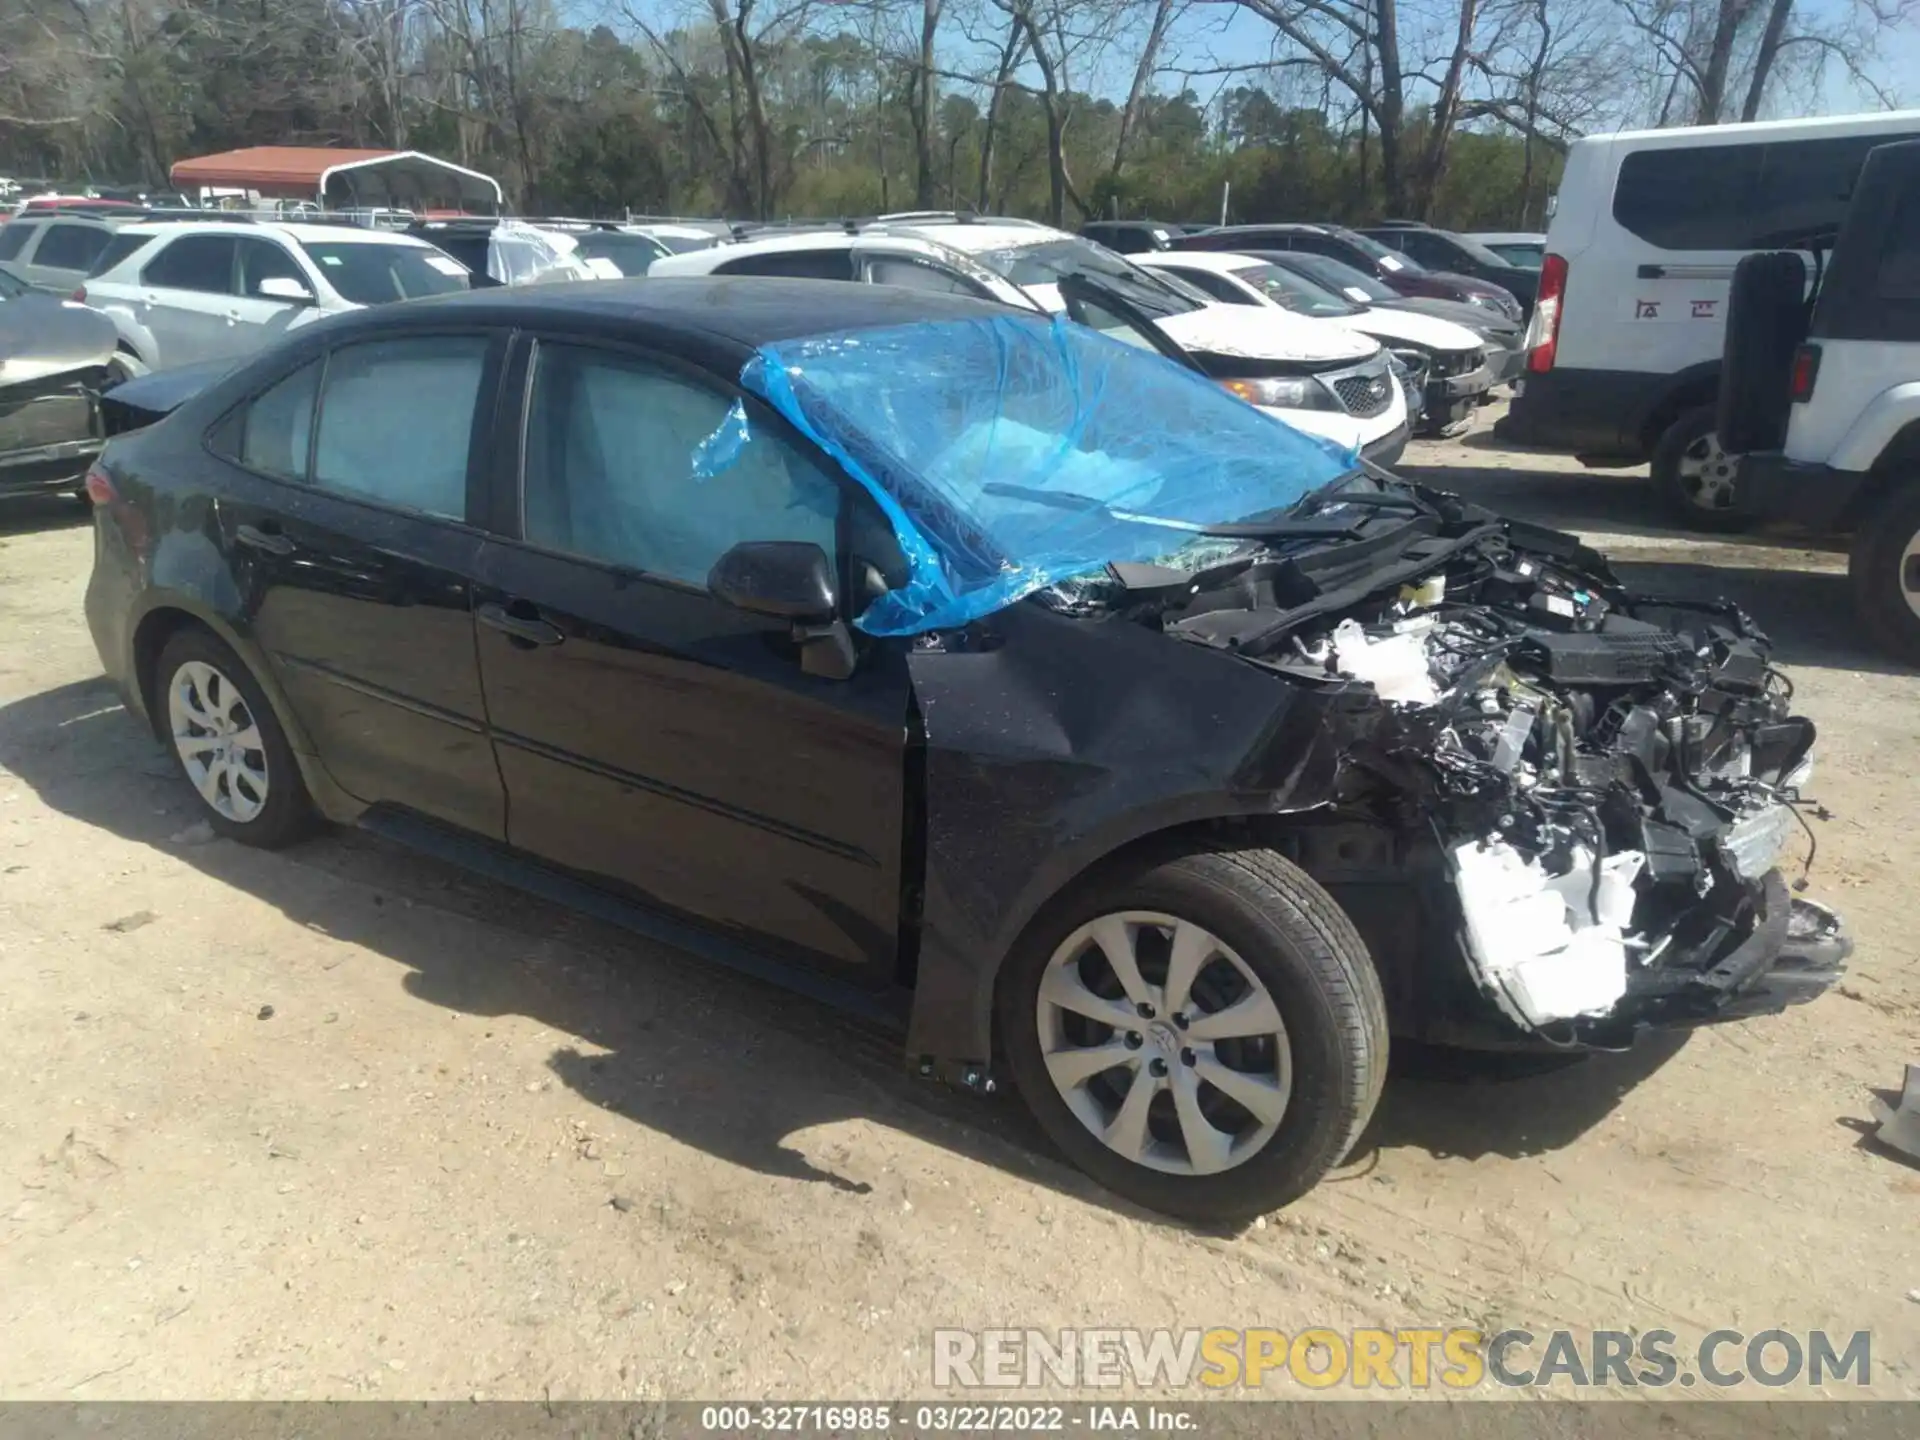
[169,146,502,215]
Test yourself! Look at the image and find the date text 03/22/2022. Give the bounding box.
[699,1405,1196,1432]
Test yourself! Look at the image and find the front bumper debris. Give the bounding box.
[1668,890,1849,1028]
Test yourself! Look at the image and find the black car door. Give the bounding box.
[470,334,914,984]
[208,330,507,838]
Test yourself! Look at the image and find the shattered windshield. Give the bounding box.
[740,313,1352,635]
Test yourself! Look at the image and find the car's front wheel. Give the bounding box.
[155,628,315,848]
[999,848,1387,1222]
[1848,480,1920,666]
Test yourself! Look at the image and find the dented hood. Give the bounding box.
[1149,302,1377,366]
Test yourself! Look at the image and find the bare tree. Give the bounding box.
[1106,0,1181,187]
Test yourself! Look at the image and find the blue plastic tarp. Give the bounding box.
[740,312,1353,636]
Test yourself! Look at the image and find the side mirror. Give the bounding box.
[257,276,313,305]
[708,541,855,680]
[708,541,837,623]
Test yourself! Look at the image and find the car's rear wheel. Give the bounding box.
[156,628,315,848]
[1653,405,1755,531]
[1848,480,1920,666]
[999,848,1387,1222]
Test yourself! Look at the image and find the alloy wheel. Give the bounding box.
[1675,430,1741,512]
[168,659,269,823]
[1035,911,1292,1176]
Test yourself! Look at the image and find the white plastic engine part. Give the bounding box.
[1451,838,1648,1028]
[1330,618,1439,705]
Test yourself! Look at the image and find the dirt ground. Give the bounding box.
[1,400,1916,1403]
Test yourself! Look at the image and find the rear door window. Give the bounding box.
[714,248,856,281]
[143,235,238,293]
[312,336,488,519]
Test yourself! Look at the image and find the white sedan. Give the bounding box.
[1136,250,1497,435]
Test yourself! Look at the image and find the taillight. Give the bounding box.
[1526,253,1568,374]
[83,463,117,506]
[1790,343,1821,402]
[71,285,86,303]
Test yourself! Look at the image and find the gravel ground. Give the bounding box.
[0,401,1915,1402]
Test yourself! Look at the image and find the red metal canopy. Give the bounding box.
[170,147,395,191]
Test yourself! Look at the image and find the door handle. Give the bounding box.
[235,523,295,556]
[477,601,564,648]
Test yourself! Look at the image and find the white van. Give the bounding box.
[1499,109,1920,523]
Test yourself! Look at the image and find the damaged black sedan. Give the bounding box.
[83,279,1846,1221]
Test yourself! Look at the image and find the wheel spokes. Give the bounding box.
[1169,1064,1233,1174]
[1034,910,1292,1178]
[1185,987,1283,1042]
[1102,1064,1158,1162]
[187,753,227,807]
[1038,962,1140,1033]
[1043,1041,1135,1090]
[1195,1056,1289,1126]
[1162,921,1213,1019]
[1086,915,1153,1010]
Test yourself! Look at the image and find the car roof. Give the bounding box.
[1134,251,1264,275]
[889,219,1065,252]
[326,275,1014,354]
[114,219,435,245]
[7,211,127,229]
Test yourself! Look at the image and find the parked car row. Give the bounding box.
[82,271,1848,1222]
[2,199,1528,504]
[1080,217,1539,320]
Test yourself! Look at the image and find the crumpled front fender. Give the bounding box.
[899,602,1366,1082]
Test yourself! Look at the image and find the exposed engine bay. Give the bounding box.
[1036,471,1849,1045]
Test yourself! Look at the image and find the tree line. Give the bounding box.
[0,0,1908,231]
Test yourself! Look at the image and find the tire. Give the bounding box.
[1652,405,1755,532]
[154,627,316,848]
[1848,480,1920,666]
[998,847,1388,1222]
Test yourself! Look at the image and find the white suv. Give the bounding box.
[80,220,470,370]
[649,217,1410,462]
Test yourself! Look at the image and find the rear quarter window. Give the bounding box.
[714,249,856,281]
[0,222,35,262]
[29,223,111,271]
[1613,132,1920,250]
[89,231,157,276]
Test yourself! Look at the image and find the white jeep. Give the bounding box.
[1728,138,1920,660]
